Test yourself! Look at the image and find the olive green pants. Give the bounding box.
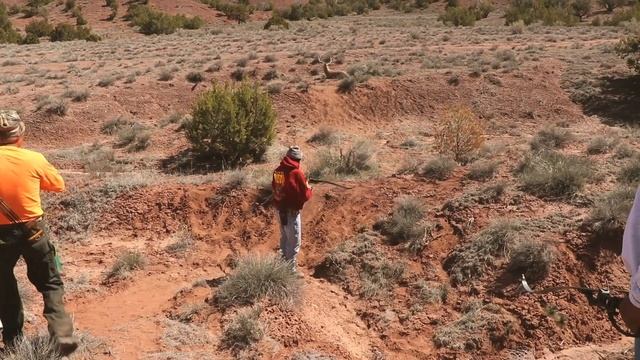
[0,222,73,347]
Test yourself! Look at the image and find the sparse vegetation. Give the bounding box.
[215,255,302,308]
[184,81,276,167]
[105,250,146,282]
[517,151,593,198]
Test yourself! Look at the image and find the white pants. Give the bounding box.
[279,209,301,269]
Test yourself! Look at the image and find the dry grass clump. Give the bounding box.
[35,96,67,116]
[412,280,449,306]
[104,250,146,282]
[215,255,302,308]
[467,160,498,181]
[308,126,340,145]
[62,87,90,102]
[379,196,430,253]
[618,157,640,184]
[316,233,406,299]
[586,136,616,155]
[221,308,263,350]
[165,225,195,255]
[446,220,522,284]
[507,239,554,282]
[517,151,593,198]
[585,187,636,237]
[422,156,456,180]
[1,335,62,360]
[530,127,572,151]
[434,303,514,351]
[309,140,376,179]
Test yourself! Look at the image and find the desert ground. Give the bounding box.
[1,0,640,359]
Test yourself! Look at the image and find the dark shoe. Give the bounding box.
[56,336,79,356]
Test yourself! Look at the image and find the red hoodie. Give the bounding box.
[272,156,313,210]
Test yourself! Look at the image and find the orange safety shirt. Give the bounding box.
[0,145,65,224]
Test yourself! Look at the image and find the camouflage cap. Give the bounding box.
[0,110,25,144]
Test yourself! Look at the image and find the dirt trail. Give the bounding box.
[69,273,187,359]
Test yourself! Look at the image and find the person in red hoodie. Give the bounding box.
[272,146,312,272]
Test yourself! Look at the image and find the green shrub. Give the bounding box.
[585,187,635,238]
[20,33,39,44]
[25,19,54,37]
[184,82,276,167]
[530,127,572,150]
[126,5,203,35]
[517,151,593,198]
[0,4,22,44]
[264,12,290,29]
[64,0,75,11]
[422,156,456,180]
[439,7,477,26]
[571,0,591,20]
[598,0,621,12]
[507,239,554,281]
[50,23,101,42]
[215,255,302,308]
[619,157,640,184]
[616,35,640,74]
[504,0,579,25]
[221,308,263,349]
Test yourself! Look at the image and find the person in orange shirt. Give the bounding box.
[0,110,77,355]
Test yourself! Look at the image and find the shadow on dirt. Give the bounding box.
[577,75,640,125]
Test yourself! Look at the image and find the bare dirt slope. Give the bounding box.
[1,5,638,360]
